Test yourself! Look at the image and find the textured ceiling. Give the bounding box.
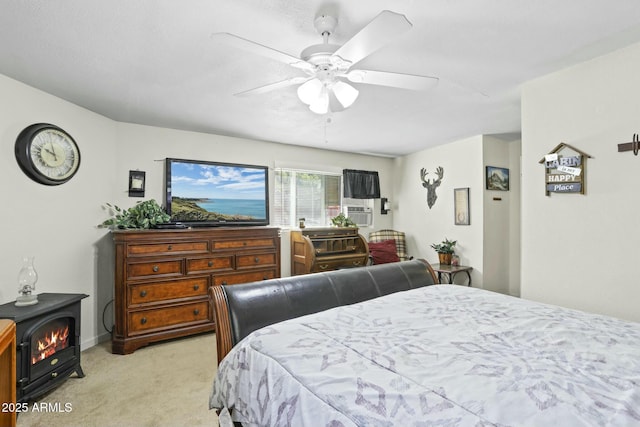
[2,1,640,156]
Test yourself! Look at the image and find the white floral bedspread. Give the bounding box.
[210,285,640,426]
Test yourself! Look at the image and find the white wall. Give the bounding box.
[521,41,640,322]
[0,74,395,348]
[394,135,521,291]
[393,136,486,286]
[483,136,521,296]
[0,74,118,349]
[507,139,522,296]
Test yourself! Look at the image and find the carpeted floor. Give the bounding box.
[16,333,219,427]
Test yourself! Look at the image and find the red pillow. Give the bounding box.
[369,239,400,264]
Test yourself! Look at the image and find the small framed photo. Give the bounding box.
[486,166,509,191]
[129,170,146,197]
[454,187,470,225]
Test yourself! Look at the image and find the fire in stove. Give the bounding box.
[31,324,70,364]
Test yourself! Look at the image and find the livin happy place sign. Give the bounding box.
[539,143,592,196]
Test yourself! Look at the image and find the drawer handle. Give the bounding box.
[353,261,361,266]
[254,256,260,263]
[319,264,329,270]
[140,317,147,325]
[167,245,173,250]
[193,284,199,291]
[208,261,213,267]
[221,280,228,286]
[140,290,147,297]
[263,275,269,280]
[193,309,200,315]
[243,242,247,246]
[152,265,159,272]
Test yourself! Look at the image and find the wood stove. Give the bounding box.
[0,293,88,402]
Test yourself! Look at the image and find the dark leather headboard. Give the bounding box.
[210,259,437,363]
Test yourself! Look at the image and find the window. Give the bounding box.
[274,168,376,228]
[274,169,342,227]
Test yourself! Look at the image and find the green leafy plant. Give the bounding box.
[430,238,457,254]
[330,212,357,227]
[99,199,170,229]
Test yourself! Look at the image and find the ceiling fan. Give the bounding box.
[212,10,439,114]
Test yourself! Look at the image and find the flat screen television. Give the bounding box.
[164,158,269,227]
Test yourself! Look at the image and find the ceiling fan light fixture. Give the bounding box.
[297,78,323,105]
[221,11,439,115]
[332,81,359,108]
[309,89,329,114]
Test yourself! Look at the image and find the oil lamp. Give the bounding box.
[16,256,38,306]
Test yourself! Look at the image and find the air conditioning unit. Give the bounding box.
[344,206,373,227]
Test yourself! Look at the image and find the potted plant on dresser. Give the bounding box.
[99,199,170,229]
[430,238,457,265]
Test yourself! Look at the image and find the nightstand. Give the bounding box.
[432,264,473,286]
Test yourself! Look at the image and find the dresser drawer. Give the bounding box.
[213,269,277,286]
[127,259,183,280]
[129,301,210,333]
[236,252,276,268]
[129,277,209,305]
[126,241,209,257]
[186,256,234,273]
[311,255,368,273]
[213,238,276,250]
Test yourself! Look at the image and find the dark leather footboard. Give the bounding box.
[209,259,437,363]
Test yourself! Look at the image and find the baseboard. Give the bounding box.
[81,331,111,351]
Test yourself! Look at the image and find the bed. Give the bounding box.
[209,260,640,426]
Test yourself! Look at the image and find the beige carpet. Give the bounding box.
[17,333,219,427]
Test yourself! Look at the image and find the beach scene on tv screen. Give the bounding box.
[170,161,266,222]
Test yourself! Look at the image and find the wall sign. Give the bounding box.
[539,143,592,196]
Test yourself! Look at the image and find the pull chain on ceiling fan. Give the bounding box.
[213,10,439,114]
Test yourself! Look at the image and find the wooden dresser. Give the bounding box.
[0,319,16,427]
[112,227,280,354]
[291,227,369,275]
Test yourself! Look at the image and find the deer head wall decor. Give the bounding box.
[420,166,444,209]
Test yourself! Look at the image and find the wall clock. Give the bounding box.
[15,123,81,185]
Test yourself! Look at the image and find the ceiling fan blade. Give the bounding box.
[235,76,310,96]
[333,10,412,66]
[345,69,439,91]
[212,33,313,72]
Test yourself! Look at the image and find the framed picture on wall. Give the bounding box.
[486,166,509,191]
[454,187,470,225]
[129,170,146,197]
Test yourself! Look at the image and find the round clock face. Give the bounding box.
[15,124,81,185]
